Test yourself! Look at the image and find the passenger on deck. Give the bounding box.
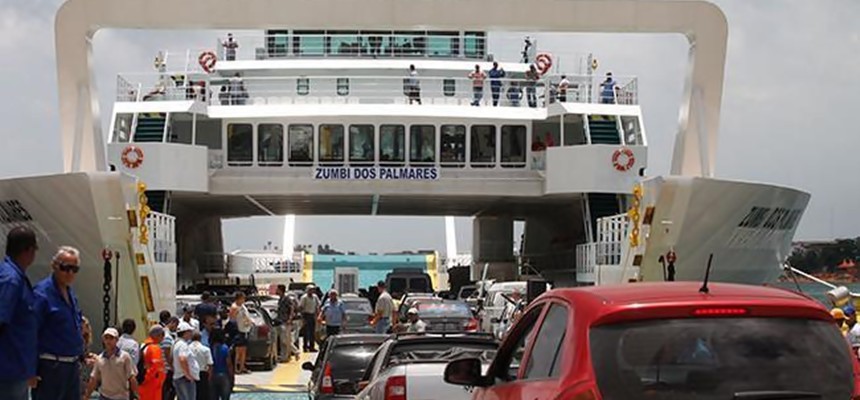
[488,62,506,106]
[218,86,229,105]
[406,65,421,105]
[468,65,487,106]
[222,33,239,61]
[507,81,522,107]
[558,75,570,102]
[600,72,617,104]
[229,73,245,105]
[525,65,539,108]
[299,285,321,352]
[32,246,85,400]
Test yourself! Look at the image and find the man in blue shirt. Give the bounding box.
[32,245,85,400]
[488,61,506,107]
[320,290,347,336]
[0,227,39,400]
[600,72,617,104]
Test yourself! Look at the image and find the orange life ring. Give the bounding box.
[535,53,553,75]
[198,51,217,73]
[121,146,144,169]
[611,148,635,172]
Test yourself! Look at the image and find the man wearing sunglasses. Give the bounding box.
[31,246,86,400]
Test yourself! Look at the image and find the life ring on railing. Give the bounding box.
[611,148,635,172]
[121,146,144,169]
[535,53,553,75]
[198,51,217,73]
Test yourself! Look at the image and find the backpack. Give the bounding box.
[136,343,152,384]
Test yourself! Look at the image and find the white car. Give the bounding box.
[356,333,497,400]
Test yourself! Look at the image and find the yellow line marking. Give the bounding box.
[271,352,315,386]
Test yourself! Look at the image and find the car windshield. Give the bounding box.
[590,317,853,400]
[343,299,372,313]
[416,301,472,318]
[328,344,381,393]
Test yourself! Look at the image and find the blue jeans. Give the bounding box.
[375,317,391,334]
[210,373,232,400]
[0,380,29,400]
[32,359,80,400]
[174,377,197,400]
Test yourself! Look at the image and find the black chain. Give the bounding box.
[103,253,112,330]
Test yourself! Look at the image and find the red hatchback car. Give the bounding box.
[445,282,860,400]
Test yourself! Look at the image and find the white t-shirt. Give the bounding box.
[375,291,394,319]
[848,324,860,347]
[172,339,200,381]
[406,319,427,333]
[233,303,253,333]
[189,341,214,373]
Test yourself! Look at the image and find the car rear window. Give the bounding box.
[590,317,853,400]
[417,302,472,318]
[328,343,380,391]
[343,300,372,313]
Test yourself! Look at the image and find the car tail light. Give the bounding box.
[384,375,406,400]
[256,324,270,339]
[691,307,748,316]
[321,363,334,394]
[464,318,479,332]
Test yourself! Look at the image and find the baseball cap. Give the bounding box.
[407,308,418,315]
[177,322,194,333]
[845,305,856,316]
[103,327,119,338]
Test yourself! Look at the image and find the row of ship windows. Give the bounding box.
[227,123,529,167]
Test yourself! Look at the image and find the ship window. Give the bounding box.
[258,123,284,166]
[464,32,486,59]
[409,125,436,165]
[112,113,133,143]
[227,123,253,166]
[362,31,391,56]
[427,32,459,57]
[380,125,405,165]
[266,30,289,58]
[563,114,587,146]
[337,78,350,96]
[440,125,465,168]
[443,79,456,97]
[501,125,527,168]
[470,125,496,167]
[349,125,375,164]
[293,30,325,56]
[288,124,313,166]
[621,116,643,145]
[328,31,361,56]
[318,124,345,165]
[297,78,310,96]
[392,31,425,57]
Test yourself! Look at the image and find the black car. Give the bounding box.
[341,295,375,334]
[303,334,390,400]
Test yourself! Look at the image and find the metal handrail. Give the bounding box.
[116,73,639,107]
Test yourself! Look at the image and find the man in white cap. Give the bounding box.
[83,327,138,400]
[172,322,200,400]
[405,308,427,333]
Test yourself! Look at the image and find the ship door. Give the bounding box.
[334,267,359,295]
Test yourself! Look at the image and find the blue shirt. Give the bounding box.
[34,275,84,357]
[0,257,37,381]
[211,344,230,375]
[601,79,616,97]
[322,301,346,327]
[488,68,505,86]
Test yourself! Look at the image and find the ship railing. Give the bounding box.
[214,32,486,61]
[145,211,176,264]
[115,73,639,107]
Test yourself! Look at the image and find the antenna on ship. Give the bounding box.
[699,254,714,294]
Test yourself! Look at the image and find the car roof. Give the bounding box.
[535,282,831,325]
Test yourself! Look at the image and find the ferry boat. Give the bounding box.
[0,0,810,335]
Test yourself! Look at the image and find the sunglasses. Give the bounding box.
[58,264,80,274]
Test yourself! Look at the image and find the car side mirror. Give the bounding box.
[301,361,314,371]
[358,380,369,391]
[444,358,489,387]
